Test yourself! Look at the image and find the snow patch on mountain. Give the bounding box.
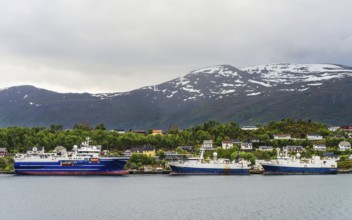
[307,83,323,86]
[167,91,178,98]
[242,63,352,85]
[29,102,40,107]
[248,80,272,87]
[298,88,310,91]
[303,74,340,82]
[92,92,124,100]
[192,66,223,74]
[247,92,261,96]
[182,86,200,93]
[221,89,236,94]
[242,63,352,74]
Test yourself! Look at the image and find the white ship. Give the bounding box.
[169,149,251,175]
[260,148,338,175]
[14,137,129,175]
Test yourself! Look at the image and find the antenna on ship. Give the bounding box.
[86,137,91,146]
[200,148,205,160]
[213,152,218,161]
[284,147,288,158]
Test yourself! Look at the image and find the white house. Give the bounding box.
[248,138,260,143]
[338,141,351,151]
[258,146,273,151]
[241,142,253,151]
[307,134,324,141]
[313,144,326,151]
[0,148,8,157]
[328,127,340,132]
[284,146,304,152]
[232,139,241,144]
[202,140,213,150]
[241,126,258,131]
[123,150,133,157]
[222,140,234,149]
[273,134,291,140]
[110,129,126,134]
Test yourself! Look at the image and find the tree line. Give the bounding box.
[0,119,350,155]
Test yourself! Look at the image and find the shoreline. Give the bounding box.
[2,168,352,175]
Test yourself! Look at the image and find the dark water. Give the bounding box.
[0,174,351,220]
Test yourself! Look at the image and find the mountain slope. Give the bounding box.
[1,63,352,129]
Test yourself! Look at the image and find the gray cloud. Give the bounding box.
[0,0,351,93]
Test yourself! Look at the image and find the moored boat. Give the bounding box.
[168,149,250,175]
[260,148,338,175]
[14,137,129,175]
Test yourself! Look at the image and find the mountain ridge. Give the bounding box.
[1,63,352,129]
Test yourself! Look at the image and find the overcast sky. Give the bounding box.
[1,0,351,93]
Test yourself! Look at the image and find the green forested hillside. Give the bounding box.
[0,119,349,154]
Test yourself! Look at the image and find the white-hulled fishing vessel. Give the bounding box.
[169,149,250,175]
[261,148,337,175]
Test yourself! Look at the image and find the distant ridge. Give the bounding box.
[1,63,352,129]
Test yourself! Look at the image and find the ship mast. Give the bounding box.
[85,137,91,146]
[199,148,205,160]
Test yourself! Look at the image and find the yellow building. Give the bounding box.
[152,130,163,135]
[142,146,156,157]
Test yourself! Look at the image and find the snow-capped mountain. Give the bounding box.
[132,63,352,102]
[1,63,352,129]
[242,63,352,91]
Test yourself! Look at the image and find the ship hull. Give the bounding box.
[261,164,337,175]
[14,158,128,175]
[169,165,250,175]
[14,170,129,175]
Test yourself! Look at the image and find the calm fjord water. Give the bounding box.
[0,174,351,220]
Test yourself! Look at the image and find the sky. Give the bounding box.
[0,0,352,93]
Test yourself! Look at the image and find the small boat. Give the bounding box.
[260,148,337,175]
[14,137,129,175]
[168,149,250,175]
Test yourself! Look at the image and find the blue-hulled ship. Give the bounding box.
[260,148,338,175]
[14,137,129,175]
[168,150,251,175]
